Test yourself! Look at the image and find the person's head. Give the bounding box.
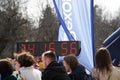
[42,50,56,68]
[0,59,14,78]
[16,52,35,69]
[95,47,112,72]
[63,55,79,72]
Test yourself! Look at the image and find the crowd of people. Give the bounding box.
[0,47,120,80]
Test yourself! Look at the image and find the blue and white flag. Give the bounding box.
[53,0,95,71]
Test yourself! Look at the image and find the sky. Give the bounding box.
[26,0,120,20]
[26,0,53,20]
[95,0,120,17]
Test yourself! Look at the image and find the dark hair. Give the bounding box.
[17,52,35,67]
[96,47,112,73]
[63,55,79,71]
[43,50,56,61]
[0,59,14,78]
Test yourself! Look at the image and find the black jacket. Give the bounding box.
[68,65,86,80]
[42,61,70,80]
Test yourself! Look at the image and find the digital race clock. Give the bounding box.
[16,41,80,56]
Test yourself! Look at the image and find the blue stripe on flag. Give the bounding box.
[53,0,75,41]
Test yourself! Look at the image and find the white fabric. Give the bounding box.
[19,66,41,80]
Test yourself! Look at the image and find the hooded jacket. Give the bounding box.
[42,61,70,80]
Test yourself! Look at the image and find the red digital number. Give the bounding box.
[44,43,47,52]
[61,42,68,56]
[70,42,77,55]
[49,42,55,52]
[22,44,27,52]
[28,44,35,55]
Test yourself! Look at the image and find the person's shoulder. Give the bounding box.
[110,66,120,79]
[74,65,85,72]
[33,68,41,72]
[112,66,120,73]
[33,68,42,74]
